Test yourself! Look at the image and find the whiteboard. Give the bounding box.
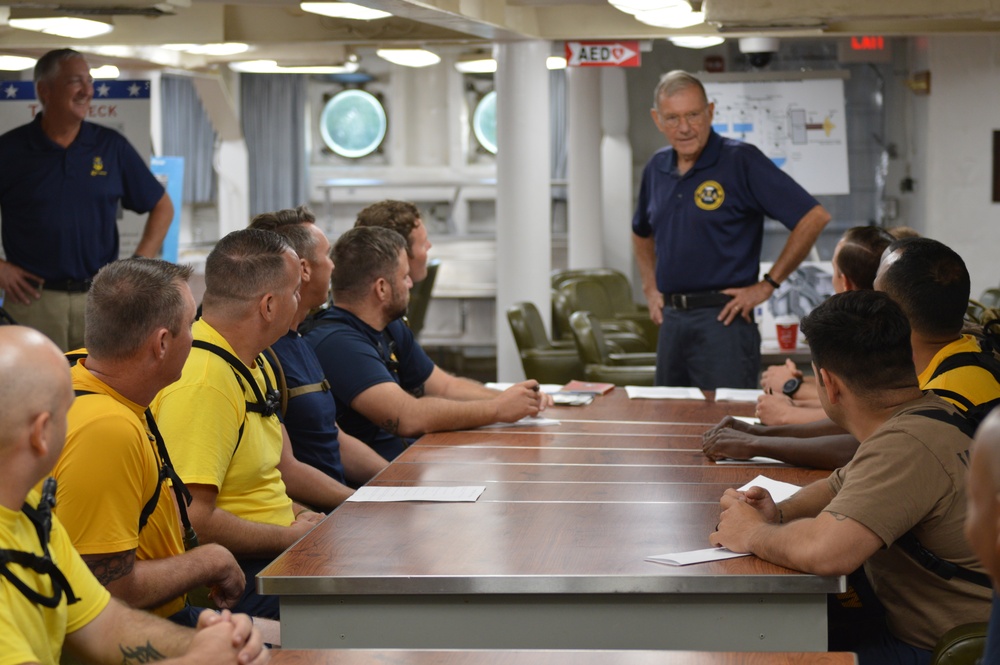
[703,78,849,196]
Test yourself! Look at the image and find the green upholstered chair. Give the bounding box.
[507,302,584,385]
[554,271,657,349]
[980,287,1000,309]
[406,258,440,337]
[930,622,988,665]
[553,280,650,352]
[568,311,656,386]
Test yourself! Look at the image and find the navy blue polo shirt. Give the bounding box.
[632,130,819,296]
[304,306,435,461]
[267,330,346,485]
[0,113,165,281]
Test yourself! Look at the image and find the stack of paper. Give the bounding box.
[714,388,764,402]
[624,386,706,400]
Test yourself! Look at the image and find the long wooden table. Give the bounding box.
[260,391,843,652]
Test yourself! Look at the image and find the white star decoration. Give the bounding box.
[4,84,18,99]
[96,83,111,97]
[127,83,141,97]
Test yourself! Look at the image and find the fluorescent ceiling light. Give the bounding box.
[454,55,564,74]
[608,0,679,15]
[229,59,360,74]
[90,65,120,78]
[9,17,113,39]
[376,48,440,68]
[455,58,496,74]
[183,43,249,56]
[301,2,391,20]
[669,36,725,49]
[0,55,36,71]
[634,6,704,28]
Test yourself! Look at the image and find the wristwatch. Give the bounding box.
[782,377,802,397]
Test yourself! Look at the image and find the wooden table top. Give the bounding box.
[259,500,839,595]
[271,651,856,665]
[260,392,840,599]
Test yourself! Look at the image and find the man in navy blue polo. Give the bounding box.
[0,48,172,351]
[633,70,830,390]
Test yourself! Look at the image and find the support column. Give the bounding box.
[495,41,552,382]
[566,66,603,268]
[600,68,635,291]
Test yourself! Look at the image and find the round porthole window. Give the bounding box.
[472,90,497,155]
[319,89,387,158]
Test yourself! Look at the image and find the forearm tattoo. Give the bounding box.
[410,383,426,398]
[381,416,401,434]
[83,550,136,586]
[828,511,848,521]
[119,641,165,663]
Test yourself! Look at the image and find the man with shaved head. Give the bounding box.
[0,326,267,665]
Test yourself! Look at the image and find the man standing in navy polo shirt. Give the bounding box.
[0,48,172,351]
[633,70,830,390]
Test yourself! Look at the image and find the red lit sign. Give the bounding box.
[850,36,885,51]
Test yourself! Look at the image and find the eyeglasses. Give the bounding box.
[659,108,708,129]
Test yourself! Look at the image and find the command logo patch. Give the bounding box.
[694,180,724,211]
[90,156,107,177]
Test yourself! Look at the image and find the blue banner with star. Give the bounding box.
[1,80,151,101]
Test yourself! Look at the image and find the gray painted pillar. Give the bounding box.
[566,66,603,268]
[495,41,552,383]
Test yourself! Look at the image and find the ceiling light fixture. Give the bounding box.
[90,65,120,78]
[182,43,249,56]
[9,16,113,39]
[0,55,36,71]
[300,2,391,20]
[668,36,725,49]
[546,56,567,70]
[229,59,360,74]
[455,58,496,74]
[376,48,440,68]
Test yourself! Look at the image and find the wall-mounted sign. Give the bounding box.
[565,41,641,67]
[837,36,892,63]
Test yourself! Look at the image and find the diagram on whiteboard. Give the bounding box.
[703,78,850,195]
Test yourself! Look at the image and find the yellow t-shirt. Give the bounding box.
[0,490,111,665]
[47,357,186,617]
[919,334,1000,411]
[152,319,294,528]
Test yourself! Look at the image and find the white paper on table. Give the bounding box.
[714,388,764,403]
[480,416,561,429]
[737,474,801,502]
[347,486,486,503]
[714,456,785,465]
[732,416,760,425]
[646,547,751,566]
[624,386,706,400]
[486,382,563,394]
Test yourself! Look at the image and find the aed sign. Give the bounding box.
[565,41,641,67]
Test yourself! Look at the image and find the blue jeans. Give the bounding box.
[233,558,280,619]
[655,305,760,390]
[828,569,932,665]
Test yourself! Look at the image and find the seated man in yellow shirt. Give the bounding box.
[0,325,267,665]
[48,258,247,627]
[152,229,324,619]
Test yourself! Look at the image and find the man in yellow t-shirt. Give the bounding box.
[0,325,268,665]
[153,229,324,619]
[49,259,246,626]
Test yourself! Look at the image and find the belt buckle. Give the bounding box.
[671,294,688,310]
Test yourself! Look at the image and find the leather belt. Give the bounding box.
[667,291,732,311]
[42,278,93,293]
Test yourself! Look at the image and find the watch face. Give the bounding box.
[783,378,801,396]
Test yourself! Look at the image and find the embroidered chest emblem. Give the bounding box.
[90,156,107,176]
[694,180,724,211]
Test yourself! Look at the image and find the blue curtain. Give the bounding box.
[161,75,217,204]
[240,74,309,216]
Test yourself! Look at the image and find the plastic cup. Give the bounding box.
[775,316,799,351]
